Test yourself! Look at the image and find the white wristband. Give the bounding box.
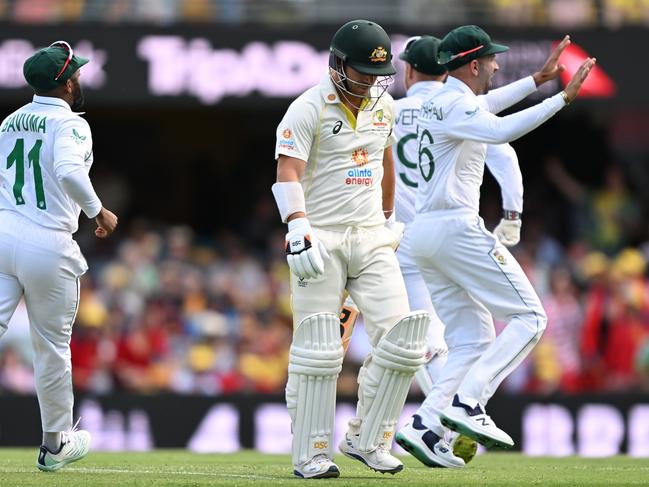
[272,181,306,223]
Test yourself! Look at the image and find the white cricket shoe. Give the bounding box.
[395,415,465,468]
[338,427,403,474]
[440,395,514,450]
[36,429,91,472]
[293,454,340,479]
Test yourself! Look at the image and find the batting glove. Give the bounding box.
[384,212,405,251]
[285,217,329,279]
[494,216,522,247]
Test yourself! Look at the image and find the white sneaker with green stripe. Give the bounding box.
[36,429,91,472]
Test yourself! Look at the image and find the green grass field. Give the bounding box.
[1,450,648,486]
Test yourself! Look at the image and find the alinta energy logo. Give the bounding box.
[346,147,373,186]
[278,127,295,152]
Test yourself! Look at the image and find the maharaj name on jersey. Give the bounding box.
[1,113,47,134]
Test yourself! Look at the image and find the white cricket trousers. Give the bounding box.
[0,210,87,432]
[397,226,447,381]
[409,209,547,424]
[290,224,410,345]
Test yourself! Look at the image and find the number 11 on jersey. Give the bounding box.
[6,138,46,210]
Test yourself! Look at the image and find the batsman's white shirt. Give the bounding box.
[275,75,396,228]
[0,95,98,233]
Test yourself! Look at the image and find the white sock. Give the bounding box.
[43,432,62,452]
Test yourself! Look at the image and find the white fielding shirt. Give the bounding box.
[394,79,533,224]
[275,75,396,227]
[0,95,101,233]
[415,76,565,214]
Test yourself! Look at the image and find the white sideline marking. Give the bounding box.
[2,466,280,480]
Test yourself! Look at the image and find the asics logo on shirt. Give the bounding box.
[332,121,342,134]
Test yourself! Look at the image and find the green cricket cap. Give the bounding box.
[438,25,509,71]
[398,35,447,76]
[23,42,89,92]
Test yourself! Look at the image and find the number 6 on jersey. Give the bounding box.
[418,128,434,183]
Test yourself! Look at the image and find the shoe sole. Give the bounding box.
[395,432,461,468]
[339,448,403,475]
[440,414,513,450]
[37,454,86,472]
[293,465,340,479]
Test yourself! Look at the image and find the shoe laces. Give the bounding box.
[376,443,392,458]
[311,454,331,465]
[60,417,82,446]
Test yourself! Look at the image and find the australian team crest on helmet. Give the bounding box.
[369,46,388,63]
[351,148,369,166]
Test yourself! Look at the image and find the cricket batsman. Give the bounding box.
[0,41,117,471]
[272,20,430,478]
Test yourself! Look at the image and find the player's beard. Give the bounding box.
[70,78,85,111]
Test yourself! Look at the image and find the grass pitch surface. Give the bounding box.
[1,449,648,486]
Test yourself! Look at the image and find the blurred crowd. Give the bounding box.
[0,0,648,27]
[2,154,649,397]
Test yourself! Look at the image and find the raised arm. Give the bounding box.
[447,57,596,144]
[480,35,571,114]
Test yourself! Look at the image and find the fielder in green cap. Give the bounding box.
[23,41,89,111]
[404,25,596,454]
[0,41,117,472]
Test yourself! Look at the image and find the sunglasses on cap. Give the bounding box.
[49,40,73,81]
[446,44,484,62]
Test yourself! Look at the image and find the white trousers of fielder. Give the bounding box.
[0,210,87,432]
[397,226,448,392]
[408,209,547,429]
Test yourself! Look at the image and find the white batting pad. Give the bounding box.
[357,311,430,451]
[415,366,434,396]
[286,313,344,466]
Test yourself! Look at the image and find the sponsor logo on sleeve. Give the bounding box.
[278,127,295,151]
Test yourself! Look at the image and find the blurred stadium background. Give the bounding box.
[0,0,649,459]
